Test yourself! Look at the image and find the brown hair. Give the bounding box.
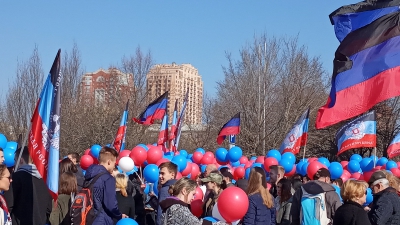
[333,178,344,189]
[247,167,274,208]
[59,158,78,174]
[168,177,197,196]
[159,162,178,178]
[278,178,292,203]
[68,152,80,162]
[99,147,118,163]
[380,170,400,191]
[0,165,7,177]
[341,179,367,202]
[59,172,77,194]
[115,174,128,197]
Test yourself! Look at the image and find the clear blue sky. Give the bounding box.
[0,0,354,99]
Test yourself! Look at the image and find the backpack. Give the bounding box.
[300,186,331,225]
[70,172,107,225]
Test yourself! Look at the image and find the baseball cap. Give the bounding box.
[368,171,387,186]
[201,173,223,185]
[221,171,234,180]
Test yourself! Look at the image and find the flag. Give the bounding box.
[173,88,189,152]
[133,92,168,125]
[316,11,400,129]
[279,108,310,154]
[387,133,400,158]
[158,114,169,146]
[113,100,129,153]
[169,99,178,144]
[28,49,62,200]
[335,111,376,155]
[330,0,400,42]
[217,113,240,145]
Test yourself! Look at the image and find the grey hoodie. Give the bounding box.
[289,180,342,225]
[17,164,42,179]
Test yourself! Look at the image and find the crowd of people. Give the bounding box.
[0,146,399,225]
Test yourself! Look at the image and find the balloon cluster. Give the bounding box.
[0,133,18,167]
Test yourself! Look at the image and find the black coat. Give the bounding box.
[368,187,400,225]
[113,191,135,224]
[333,201,371,225]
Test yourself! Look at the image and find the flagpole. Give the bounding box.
[373,147,377,168]
[15,124,31,171]
[302,142,308,161]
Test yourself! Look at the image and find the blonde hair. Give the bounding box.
[380,170,400,191]
[115,174,128,197]
[341,179,367,202]
[169,177,197,196]
[269,165,285,176]
[247,167,274,208]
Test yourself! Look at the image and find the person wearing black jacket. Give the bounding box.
[114,174,135,224]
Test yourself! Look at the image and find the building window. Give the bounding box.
[96,76,105,82]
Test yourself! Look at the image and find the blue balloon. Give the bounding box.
[196,148,205,154]
[350,154,362,162]
[90,144,102,159]
[0,134,7,149]
[171,155,187,172]
[187,159,193,163]
[365,188,373,206]
[266,149,281,162]
[164,152,174,156]
[377,157,388,166]
[179,150,188,158]
[137,144,149,151]
[187,154,193,160]
[360,158,373,172]
[5,141,17,151]
[245,167,251,179]
[164,155,173,161]
[370,155,378,162]
[116,218,139,225]
[318,157,330,168]
[250,156,257,161]
[281,152,296,165]
[300,162,309,176]
[299,158,308,163]
[200,165,207,173]
[279,159,293,173]
[232,179,236,184]
[153,180,159,196]
[296,162,305,174]
[386,160,398,171]
[252,163,263,168]
[3,148,14,167]
[231,160,240,167]
[144,183,150,194]
[227,146,242,162]
[82,170,86,176]
[143,164,159,183]
[347,160,361,174]
[204,217,219,222]
[328,162,343,179]
[126,166,138,175]
[105,144,111,147]
[215,148,228,162]
[152,143,157,146]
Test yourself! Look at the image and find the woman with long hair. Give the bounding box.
[59,158,83,191]
[114,174,135,224]
[160,177,229,225]
[276,178,292,225]
[201,172,224,217]
[243,167,276,225]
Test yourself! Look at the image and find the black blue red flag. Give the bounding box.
[335,111,376,155]
[173,88,189,151]
[28,49,62,200]
[387,133,400,158]
[158,114,169,146]
[316,10,400,128]
[133,92,168,125]
[330,0,400,42]
[169,99,178,145]
[113,100,129,153]
[279,108,310,155]
[217,113,240,145]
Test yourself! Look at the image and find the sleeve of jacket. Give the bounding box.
[290,188,302,225]
[281,203,292,225]
[271,207,277,225]
[103,176,122,220]
[326,191,342,220]
[157,186,170,225]
[368,195,393,225]
[356,210,372,225]
[49,200,62,225]
[242,197,255,225]
[129,196,136,219]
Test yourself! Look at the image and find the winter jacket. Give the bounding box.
[333,201,371,225]
[113,191,135,224]
[290,180,342,225]
[160,197,228,225]
[243,193,276,225]
[204,189,222,217]
[4,164,52,225]
[368,187,400,225]
[129,176,146,225]
[49,194,72,225]
[75,166,85,191]
[276,197,292,225]
[85,164,122,225]
[156,179,176,225]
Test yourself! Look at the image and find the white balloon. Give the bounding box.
[119,157,135,173]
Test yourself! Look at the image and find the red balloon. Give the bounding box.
[341,170,351,182]
[156,158,170,166]
[375,166,382,170]
[129,146,147,165]
[216,159,228,166]
[234,166,245,179]
[285,164,296,177]
[267,183,271,190]
[340,161,348,167]
[147,146,163,164]
[264,157,278,172]
[391,168,400,178]
[192,152,203,164]
[363,171,374,182]
[255,156,265,164]
[89,152,99,164]
[218,187,249,222]
[204,151,214,159]
[80,155,94,170]
[307,161,326,180]
[190,163,200,180]
[181,162,193,176]
[190,199,203,217]
[397,162,400,168]
[244,161,253,169]
[176,172,182,179]
[194,186,204,200]
[200,156,213,165]
[351,172,362,180]
[119,150,131,158]
[84,149,90,155]
[174,151,180,156]
[239,156,249,165]
[308,157,318,162]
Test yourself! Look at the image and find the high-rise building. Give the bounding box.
[79,68,133,105]
[146,63,203,125]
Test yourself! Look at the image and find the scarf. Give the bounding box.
[0,195,10,222]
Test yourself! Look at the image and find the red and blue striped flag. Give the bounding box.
[387,132,400,158]
[133,92,168,125]
[28,49,62,200]
[279,108,310,154]
[168,99,178,146]
[217,113,240,145]
[158,114,169,146]
[113,100,129,153]
[173,88,189,151]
